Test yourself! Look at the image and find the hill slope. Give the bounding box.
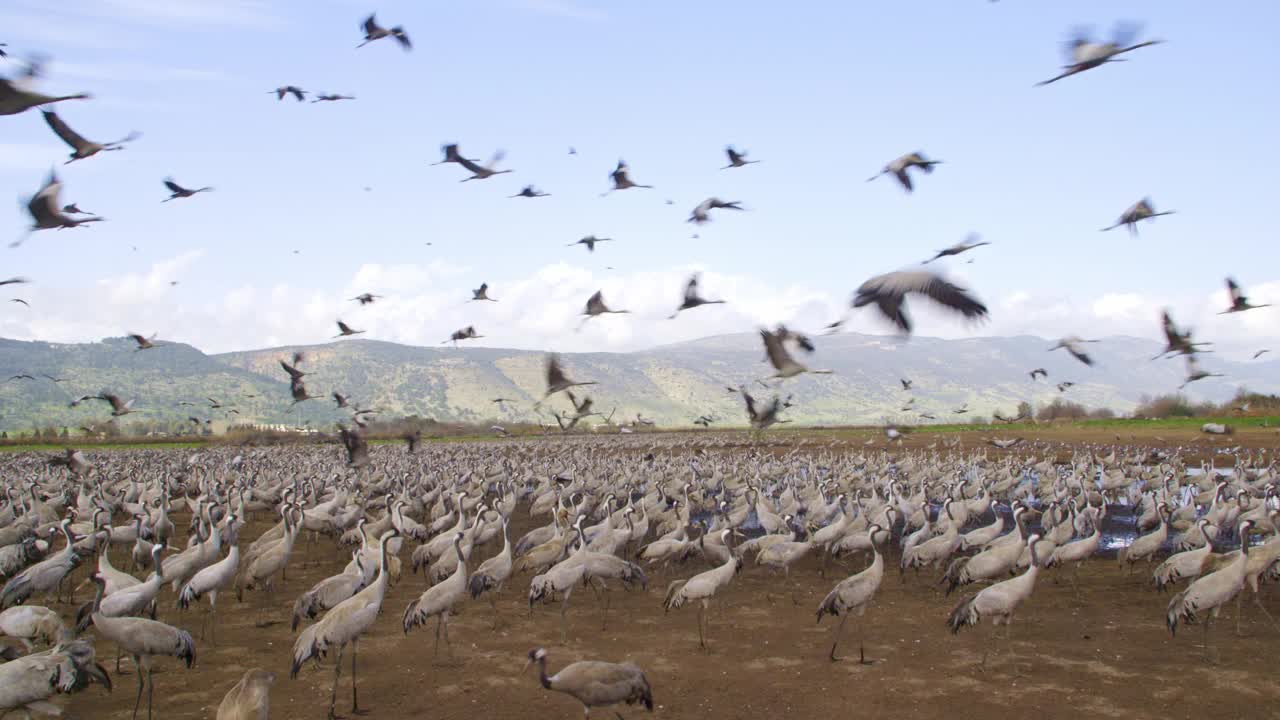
[0,333,1273,432]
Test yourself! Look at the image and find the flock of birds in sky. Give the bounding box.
[0,15,1277,436]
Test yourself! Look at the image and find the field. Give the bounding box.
[3,425,1276,720]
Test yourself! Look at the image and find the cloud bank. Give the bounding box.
[2,253,1275,361]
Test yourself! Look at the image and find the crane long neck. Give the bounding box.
[376,534,391,589]
[91,577,105,613]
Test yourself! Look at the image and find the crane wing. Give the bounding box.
[42,111,90,150]
[759,329,793,371]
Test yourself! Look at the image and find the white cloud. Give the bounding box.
[3,254,1277,362]
[1091,292,1149,320]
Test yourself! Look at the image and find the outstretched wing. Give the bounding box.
[42,111,90,150]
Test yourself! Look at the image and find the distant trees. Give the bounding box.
[1016,401,1034,420]
[1036,399,1089,421]
[1132,394,1216,419]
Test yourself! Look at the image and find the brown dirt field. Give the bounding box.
[22,430,1277,720]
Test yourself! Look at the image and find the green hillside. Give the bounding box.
[0,333,1274,433]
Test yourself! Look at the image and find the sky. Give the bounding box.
[1,0,1278,362]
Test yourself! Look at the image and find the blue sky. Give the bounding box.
[1,0,1277,359]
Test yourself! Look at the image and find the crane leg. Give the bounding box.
[131,655,144,720]
[209,596,218,646]
[856,619,872,665]
[828,613,848,662]
[1005,622,1025,677]
[601,590,611,630]
[351,639,364,715]
[442,610,453,658]
[1253,593,1280,633]
[1202,616,1216,664]
[978,629,992,671]
[1236,593,1244,637]
[328,645,345,720]
[489,595,501,630]
[433,615,442,657]
[697,605,705,649]
[146,662,155,720]
[560,589,573,644]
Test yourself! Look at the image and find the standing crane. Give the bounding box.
[527,518,590,642]
[178,516,241,644]
[1167,521,1254,658]
[291,529,398,720]
[817,524,889,663]
[663,529,740,649]
[1,519,78,608]
[402,532,470,658]
[469,516,513,629]
[86,573,195,720]
[946,533,1045,671]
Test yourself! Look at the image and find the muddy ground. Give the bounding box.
[24,429,1278,720]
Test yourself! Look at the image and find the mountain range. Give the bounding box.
[0,333,1274,432]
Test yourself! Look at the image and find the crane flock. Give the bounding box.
[0,6,1277,720]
